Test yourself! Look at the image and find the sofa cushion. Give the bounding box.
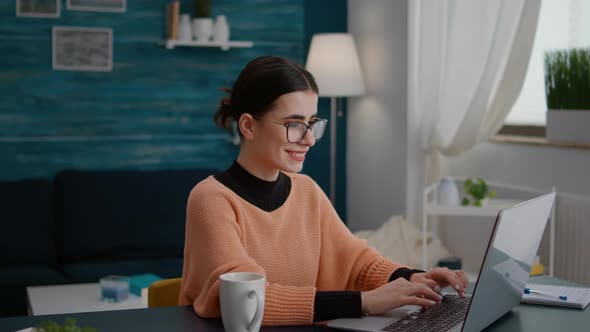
[0,179,56,267]
[62,258,183,283]
[0,266,69,286]
[54,169,215,263]
[0,266,69,317]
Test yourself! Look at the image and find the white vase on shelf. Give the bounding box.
[213,15,230,49]
[177,14,192,41]
[437,177,460,206]
[192,17,213,42]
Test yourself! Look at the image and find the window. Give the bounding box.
[503,0,590,127]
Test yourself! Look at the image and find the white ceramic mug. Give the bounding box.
[219,272,265,332]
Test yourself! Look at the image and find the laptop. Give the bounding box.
[328,193,555,332]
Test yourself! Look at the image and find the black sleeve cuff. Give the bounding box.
[312,269,425,322]
[313,291,362,322]
[389,268,425,282]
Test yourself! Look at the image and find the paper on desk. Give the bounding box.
[522,283,590,309]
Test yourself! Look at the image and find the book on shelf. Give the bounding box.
[166,1,180,40]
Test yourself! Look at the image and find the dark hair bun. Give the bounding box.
[214,56,319,136]
[214,88,233,131]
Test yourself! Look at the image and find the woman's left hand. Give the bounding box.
[410,268,469,297]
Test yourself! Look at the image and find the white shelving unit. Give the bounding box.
[422,177,556,282]
[163,39,254,51]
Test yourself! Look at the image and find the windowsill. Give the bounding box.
[490,134,590,150]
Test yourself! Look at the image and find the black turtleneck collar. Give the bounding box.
[214,161,292,212]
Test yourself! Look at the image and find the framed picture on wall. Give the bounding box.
[67,0,126,13]
[52,27,113,72]
[16,0,60,18]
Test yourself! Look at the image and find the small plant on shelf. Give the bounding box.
[193,0,210,18]
[461,178,496,207]
[35,318,97,332]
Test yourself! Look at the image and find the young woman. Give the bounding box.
[179,56,468,325]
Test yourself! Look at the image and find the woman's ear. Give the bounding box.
[238,113,256,140]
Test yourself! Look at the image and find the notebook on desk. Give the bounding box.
[522,283,590,309]
[328,193,556,332]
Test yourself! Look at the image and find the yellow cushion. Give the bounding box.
[147,278,182,308]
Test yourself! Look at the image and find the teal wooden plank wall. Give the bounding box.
[0,0,348,219]
[303,0,347,220]
[0,0,304,176]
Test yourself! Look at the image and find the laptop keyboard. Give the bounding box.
[381,295,471,332]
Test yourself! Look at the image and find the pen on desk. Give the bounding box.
[524,288,568,301]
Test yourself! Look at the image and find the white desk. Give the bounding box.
[26,283,146,316]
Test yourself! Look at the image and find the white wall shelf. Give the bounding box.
[163,39,254,51]
[422,177,556,282]
[425,199,522,218]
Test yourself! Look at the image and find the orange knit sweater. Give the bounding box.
[179,173,405,326]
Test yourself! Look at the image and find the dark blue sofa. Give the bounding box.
[0,168,215,317]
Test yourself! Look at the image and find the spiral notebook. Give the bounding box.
[521,283,590,309]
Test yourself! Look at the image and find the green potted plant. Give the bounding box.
[191,0,213,42]
[35,318,97,332]
[545,47,590,144]
[461,178,497,207]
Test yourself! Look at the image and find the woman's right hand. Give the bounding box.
[362,278,443,315]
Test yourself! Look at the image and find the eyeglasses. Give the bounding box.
[252,115,328,143]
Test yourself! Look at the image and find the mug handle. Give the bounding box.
[247,290,263,331]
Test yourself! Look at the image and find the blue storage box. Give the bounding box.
[128,273,162,296]
[100,275,129,302]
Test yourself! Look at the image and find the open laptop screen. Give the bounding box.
[462,193,555,332]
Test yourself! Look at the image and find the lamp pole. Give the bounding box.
[305,33,365,207]
[329,96,337,205]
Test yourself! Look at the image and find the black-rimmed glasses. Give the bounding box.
[253,115,328,143]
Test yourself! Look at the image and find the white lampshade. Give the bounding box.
[305,33,366,97]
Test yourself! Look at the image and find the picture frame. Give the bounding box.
[16,0,60,18]
[66,0,126,13]
[52,26,113,72]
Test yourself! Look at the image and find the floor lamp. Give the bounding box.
[305,33,366,205]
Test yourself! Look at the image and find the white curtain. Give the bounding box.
[406,0,542,224]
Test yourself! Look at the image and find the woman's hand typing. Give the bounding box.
[410,267,469,297]
[361,278,443,315]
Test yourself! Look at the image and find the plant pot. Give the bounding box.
[192,18,213,42]
[546,110,590,144]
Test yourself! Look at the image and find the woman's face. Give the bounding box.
[250,90,319,175]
